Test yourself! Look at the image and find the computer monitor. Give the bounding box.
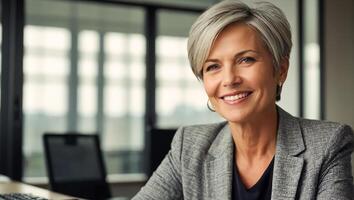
[43,133,111,200]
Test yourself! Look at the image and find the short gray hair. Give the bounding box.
[187,0,292,79]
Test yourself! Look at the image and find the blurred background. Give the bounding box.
[0,0,353,198]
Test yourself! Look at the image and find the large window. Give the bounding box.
[156,10,222,128]
[102,32,145,174]
[23,0,145,177]
[303,0,320,119]
[23,25,70,177]
[20,0,310,181]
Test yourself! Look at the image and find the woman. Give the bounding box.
[133,1,354,199]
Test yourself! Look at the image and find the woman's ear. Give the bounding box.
[278,57,289,83]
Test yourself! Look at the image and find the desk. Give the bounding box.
[0,182,76,199]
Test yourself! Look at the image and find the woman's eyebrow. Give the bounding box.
[233,49,259,58]
[205,49,260,63]
[204,58,218,63]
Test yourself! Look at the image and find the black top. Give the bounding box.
[232,156,274,200]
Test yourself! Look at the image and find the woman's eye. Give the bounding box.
[205,64,219,72]
[239,57,256,64]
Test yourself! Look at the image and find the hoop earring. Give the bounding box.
[207,99,216,112]
[276,82,283,101]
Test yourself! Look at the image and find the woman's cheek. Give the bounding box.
[203,78,218,98]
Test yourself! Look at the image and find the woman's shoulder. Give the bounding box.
[298,117,352,138]
[180,121,227,134]
[176,121,227,142]
[278,106,353,145]
[172,121,229,156]
[297,117,353,152]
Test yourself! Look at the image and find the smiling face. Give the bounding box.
[202,23,288,124]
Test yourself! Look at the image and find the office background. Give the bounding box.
[0,0,353,198]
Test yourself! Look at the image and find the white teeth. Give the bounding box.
[224,92,249,101]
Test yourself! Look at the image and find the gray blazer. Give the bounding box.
[133,108,354,199]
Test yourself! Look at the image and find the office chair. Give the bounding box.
[43,133,111,200]
[149,128,176,176]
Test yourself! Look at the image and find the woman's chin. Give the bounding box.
[219,111,252,124]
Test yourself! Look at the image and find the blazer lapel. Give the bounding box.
[271,107,305,200]
[205,125,233,200]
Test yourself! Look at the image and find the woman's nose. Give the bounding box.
[222,67,242,87]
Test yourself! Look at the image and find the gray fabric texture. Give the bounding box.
[132,107,354,200]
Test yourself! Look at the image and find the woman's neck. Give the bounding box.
[229,106,278,162]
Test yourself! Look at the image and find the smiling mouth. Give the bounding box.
[221,92,252,103]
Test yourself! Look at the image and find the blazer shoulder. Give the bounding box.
[179,121,227,145]
[299,118,353,138]
[298,118,354,153]
[175,121,228,159]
